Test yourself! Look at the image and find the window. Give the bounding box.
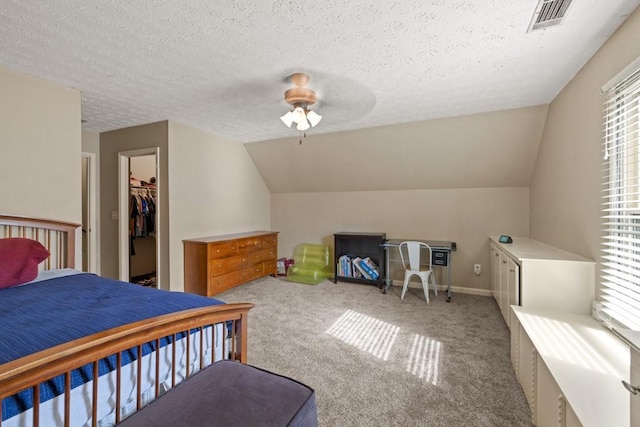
[602,62,640,329]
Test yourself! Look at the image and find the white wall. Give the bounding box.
[0,65,81,223]
[168,122,271,291]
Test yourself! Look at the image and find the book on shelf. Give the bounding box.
[336,255,380,281]
[358,257,379,280]
[352,257,371,279]
[351,257,364,278]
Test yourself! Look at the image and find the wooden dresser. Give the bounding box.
[183,231,278,296]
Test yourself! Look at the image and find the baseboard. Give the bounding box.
[388,280,492,297]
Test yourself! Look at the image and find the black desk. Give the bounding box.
[382,239,457,301]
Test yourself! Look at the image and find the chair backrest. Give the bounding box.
[399,241,432,271]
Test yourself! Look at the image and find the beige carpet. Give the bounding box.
[216,277,533,426]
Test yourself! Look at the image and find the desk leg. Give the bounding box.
[383,245,391,294]
[446,256,452,302]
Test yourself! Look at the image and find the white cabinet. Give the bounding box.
[498,255,519,327]
[490,242,501,302]
[536,356,581,427]
[489,237,595,329]
[511,307,630,427]
[511,317,536,417]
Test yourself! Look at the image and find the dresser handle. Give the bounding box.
[217,264,222,268]
[623,380,640,395]
[502,260,507,264]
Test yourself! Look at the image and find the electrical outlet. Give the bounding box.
[473,264,481,275]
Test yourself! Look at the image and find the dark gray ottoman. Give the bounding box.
[118,360,317,426]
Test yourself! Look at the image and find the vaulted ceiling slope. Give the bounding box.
[245,105,549,193]
[0,1,637,143]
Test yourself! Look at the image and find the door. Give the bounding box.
[81,152,98,273]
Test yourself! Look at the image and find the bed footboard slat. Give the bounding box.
[116,352,122,425]
[186,330,191,379]
[199,326,204,371]
[32,384,39,427]
[92,360,98,427]
[136,345,142,411]
[64,371,71,426]
[171,333,177,388]
[155,339,161,400]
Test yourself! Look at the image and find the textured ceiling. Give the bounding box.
[0,0,638,143]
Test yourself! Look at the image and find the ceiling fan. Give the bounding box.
[280,73,322,131]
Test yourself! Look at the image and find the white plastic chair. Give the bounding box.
[398,241,437,302]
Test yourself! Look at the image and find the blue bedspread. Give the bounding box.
[0,273,226,421]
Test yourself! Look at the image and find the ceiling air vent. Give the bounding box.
[527,0,574,32]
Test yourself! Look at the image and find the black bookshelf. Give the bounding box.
[334,232,386,287]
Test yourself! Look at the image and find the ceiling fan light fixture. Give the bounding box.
[280,111,294,127]
[306,110,322,127]
[296,120,310,131]
[292,106,306,124]
[281,72,322,132]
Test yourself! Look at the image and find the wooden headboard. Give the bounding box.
[0,215,80,270]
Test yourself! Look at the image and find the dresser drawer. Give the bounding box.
[249,248,276,265]
[210,253,248,276]
[262,260,277,276]
[208,241,238,259]
[209,268,253,294]
[237,237,262,252]
[260,234,278,248]
[247,263,264,280]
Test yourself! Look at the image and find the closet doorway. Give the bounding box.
[118,148,161,289]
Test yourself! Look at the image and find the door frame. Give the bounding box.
[118,148,161,288]
[81,152,99,274]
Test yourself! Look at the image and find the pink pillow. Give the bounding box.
[0,238,50,289]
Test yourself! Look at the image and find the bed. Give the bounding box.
[0,215,253,426]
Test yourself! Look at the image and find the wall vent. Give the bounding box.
[528,0,574,32]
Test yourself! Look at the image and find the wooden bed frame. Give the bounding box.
[0,215,253,426]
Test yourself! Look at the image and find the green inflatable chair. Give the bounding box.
[286,243,333,285]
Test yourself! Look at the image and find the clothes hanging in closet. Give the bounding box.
[130,190,156,237]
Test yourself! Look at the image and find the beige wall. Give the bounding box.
[167,122,271,291]
[100,121,169,284]
[82,129,100,154]
[246,105,548,193]
[0,65,81,223]
[530,7,640,295]
[254,105,544,294]
[273,187,529,293]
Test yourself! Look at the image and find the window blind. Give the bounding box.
[602,64,640,330]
